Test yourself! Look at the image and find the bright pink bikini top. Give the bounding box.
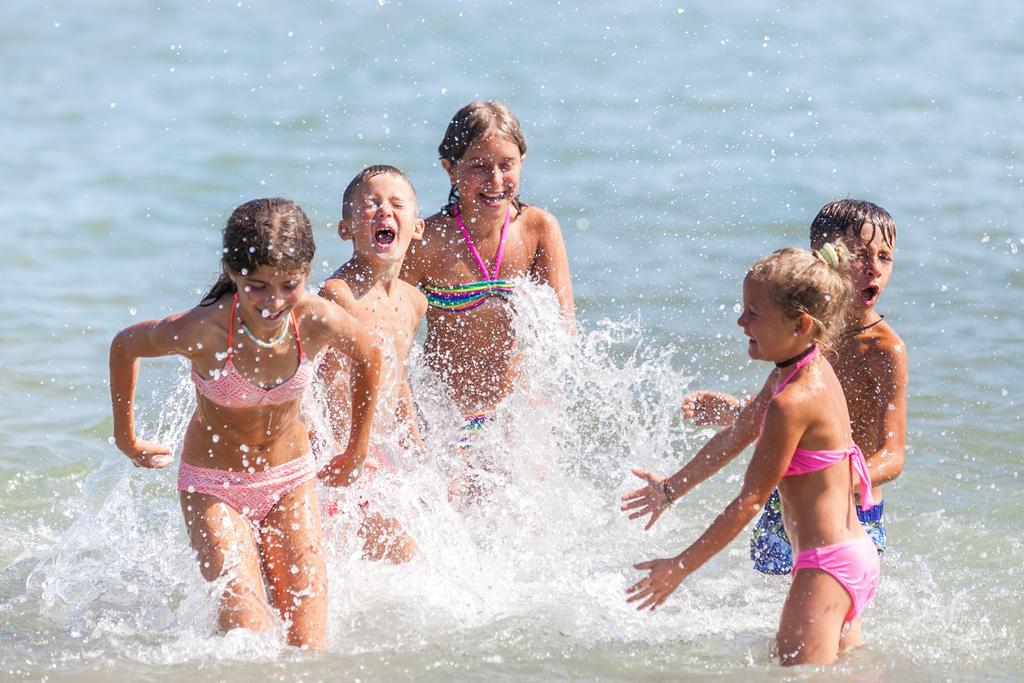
[191,294,314,409]
[767,346,874,511]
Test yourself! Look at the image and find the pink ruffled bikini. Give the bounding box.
[178,293,317,522]
[769,346,881,624]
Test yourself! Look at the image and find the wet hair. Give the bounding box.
[341,164,418,220]
[747,245,854,348]
[200,198,315,305]
[437,100,528,215]
[809,198,896,250]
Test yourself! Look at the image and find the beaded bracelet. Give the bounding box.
[659,480,674,505]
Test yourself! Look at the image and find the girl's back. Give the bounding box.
[773,355,865,554]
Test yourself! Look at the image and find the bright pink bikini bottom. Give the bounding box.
[792,536,881,623]
[177,453,316,523]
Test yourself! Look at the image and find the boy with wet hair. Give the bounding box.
[681,198,907,574]
[318,165,427,563]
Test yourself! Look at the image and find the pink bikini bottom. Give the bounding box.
[792,536,881,623]
[177,453,317,523]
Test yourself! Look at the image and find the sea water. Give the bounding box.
[2,1,1022,680]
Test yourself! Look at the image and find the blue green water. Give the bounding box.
[2,1,1022,680]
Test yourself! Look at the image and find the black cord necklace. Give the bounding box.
[842,314,885,339]
[775,345,816,368]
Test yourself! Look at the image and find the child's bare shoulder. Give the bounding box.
[398,279,428,318]
[779,374,822,409]
[843,322,907,388]
[762,387,808,431]
[183,297,230,333]
[876,321,906,352]
[319,273,357,309]
[521,205,561,236]
[157,298,231,355]
[405,212,457,273]
[419,212,457,250]
[865,322,908,366]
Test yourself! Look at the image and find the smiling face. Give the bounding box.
[444,135,523,215]
[737,275,810,363]
[340,173,424,265]
[841,221,894,310]
[229,265,306,329]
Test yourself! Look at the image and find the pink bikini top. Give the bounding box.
[766,346,874,511]
[191,294,314,409]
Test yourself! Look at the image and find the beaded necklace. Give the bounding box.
[239,319,290,349]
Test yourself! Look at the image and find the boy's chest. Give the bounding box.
[835,355,888,414]
[354,297,419,350]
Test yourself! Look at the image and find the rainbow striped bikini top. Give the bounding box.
[421,204,516,312]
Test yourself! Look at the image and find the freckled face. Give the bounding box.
[445,135,523,214]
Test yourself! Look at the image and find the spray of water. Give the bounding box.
[6,280,1009,676]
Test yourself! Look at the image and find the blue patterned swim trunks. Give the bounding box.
[749,489,887,575]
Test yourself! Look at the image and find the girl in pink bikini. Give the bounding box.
[621,244,880,666]
[401,101,575,425]
[109,198,381,650]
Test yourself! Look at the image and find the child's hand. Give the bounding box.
[119,439,173,468]
[626,556,689,611]
[318,449,363,487]
[620,469,672,530]
[680,391,741,426]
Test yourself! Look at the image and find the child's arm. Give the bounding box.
[680,390,745,426]
[109,314,192,467]
[529,210,576,323]
[863,338,908,488]
[314,298,383,487]
[622,378,772,530]
[396,380,424,448]
[315,282,358,461]
[626,396,800,611]
[396,290,428,449]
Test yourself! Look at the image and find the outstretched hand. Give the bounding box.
[119,438,173,468]
[318,448,363,487]
[626,556,689,611]
[620,468,672,530]
[680,390,741,426]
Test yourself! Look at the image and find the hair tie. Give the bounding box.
[818,242,840,269]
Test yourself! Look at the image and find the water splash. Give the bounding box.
[6,281,1020,677]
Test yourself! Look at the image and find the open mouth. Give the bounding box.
[261,309,285,321]
[860,285,880,306]
[374,228,396,247]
